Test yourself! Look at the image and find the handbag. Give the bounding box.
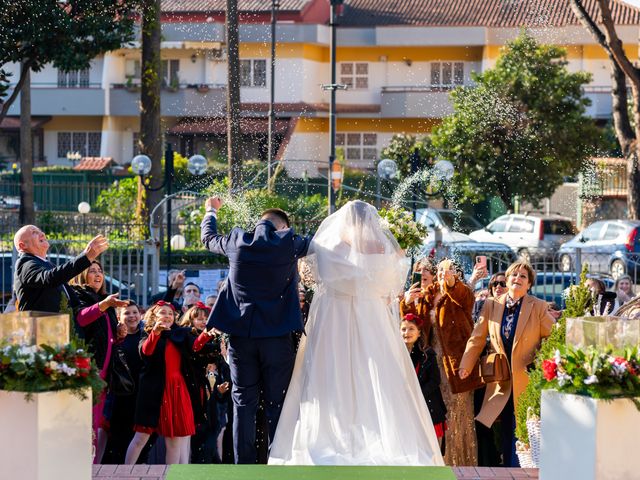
[479,351,510,383]
[108,347,135,396]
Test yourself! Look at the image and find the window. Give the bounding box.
[340,62,369,89]
[161,59,180,87]
[335,133,377,168]
[132,132,140,156]
[57,132,101,158]
[125,59,141,79]
[488,219,508,233]
[508,219,535,233]
[581,222,604,241]
[543,220,575,235]
[603,224,626,241]
[57,68,90,88]
[240,59,267,87]
[430,62,464,87]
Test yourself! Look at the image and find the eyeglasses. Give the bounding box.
[491,281,507,288]
[87,269,103,275]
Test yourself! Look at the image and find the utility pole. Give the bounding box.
[322,0,346,214]
[267,0,279,191]
[226,0,242,191]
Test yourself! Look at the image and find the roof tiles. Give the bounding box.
[161,0,312,12]
[337,0,640,27]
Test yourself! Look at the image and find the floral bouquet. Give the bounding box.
[378,207,428,253]
[541,345,640,408]
[0,341,105,402]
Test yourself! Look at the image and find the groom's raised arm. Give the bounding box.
[201,197,231,256]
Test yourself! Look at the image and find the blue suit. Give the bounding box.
[201,212,311,463]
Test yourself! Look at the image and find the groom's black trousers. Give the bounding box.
[228,334,295,464]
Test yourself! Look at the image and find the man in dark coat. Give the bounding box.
[13,225,109,312]
[201,196,312,464]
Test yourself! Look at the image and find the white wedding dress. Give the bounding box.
[268,201,445,466]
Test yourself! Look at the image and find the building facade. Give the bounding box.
[1,0,638,177]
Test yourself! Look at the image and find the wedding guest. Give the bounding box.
[472,272,506,467]
[149,269,185,310]
[205,295,217,308]
[125,302,216,465]
[400,257,437,322]
[613,274,635,305]
[103,302,145,464]
[459,261,554,467]
[401,313,447,452]
[69,260,129,462]
[585,277,617,315]
[13,226,108,312]
[179,302,221,463]
[181,283,202,312]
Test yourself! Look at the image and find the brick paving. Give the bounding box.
[93,465,538,479]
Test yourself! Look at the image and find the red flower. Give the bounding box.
[542,359,557,381]
[74,356,91,371]
[53,354,63,362]
[43,367,53,376]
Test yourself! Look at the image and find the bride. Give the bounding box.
[268,200,444,466]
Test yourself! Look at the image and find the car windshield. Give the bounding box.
[543,220,574,235]
[438,211,482,234]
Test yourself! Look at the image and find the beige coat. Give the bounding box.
[459,294,554,428]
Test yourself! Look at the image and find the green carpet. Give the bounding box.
[166,464,456,480]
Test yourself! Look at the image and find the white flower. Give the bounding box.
[557,372,572,387]
[583,375,599,385]
[554,349,562,365]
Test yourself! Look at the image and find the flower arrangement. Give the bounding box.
[541,345,640,408]
[378,207,428,252]
[0,341,105,402]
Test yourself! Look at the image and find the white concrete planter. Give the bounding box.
[540,389,640,480]
[0,389,92,480]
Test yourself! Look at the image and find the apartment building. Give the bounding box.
[1,0,638,177]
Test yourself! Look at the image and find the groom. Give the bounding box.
[201,196,312,464]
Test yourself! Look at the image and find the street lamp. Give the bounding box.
[78,201,90,236]
[322,0,347,214]
[376,158,397,208]
[132,145,208,277]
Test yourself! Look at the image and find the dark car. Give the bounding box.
[421,231,517,278]
[558,220,640,281]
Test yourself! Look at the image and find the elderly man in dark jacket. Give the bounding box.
[201,196,312,464]
[13,225,109,312]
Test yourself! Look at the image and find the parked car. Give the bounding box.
[421,231,517,278]
[415,208,484,235]
[0,196,38,211]
[469,213,575,262]
[557,220,640,281]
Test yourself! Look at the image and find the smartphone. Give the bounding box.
[412,272,422,285]
[475,255,487,270]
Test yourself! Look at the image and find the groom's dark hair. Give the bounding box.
[261,208,290,228]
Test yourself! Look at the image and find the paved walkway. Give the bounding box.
[93,465,539,480]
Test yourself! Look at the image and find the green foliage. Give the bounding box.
[0,67,10,99]
[38,211,66,236]
[540,345,640,408]
[380,134,433,180]
[0,341,106,403]
[515,264,592,443]
[95,177,139,224]
[0,0,140,74]
[431,30,599,209]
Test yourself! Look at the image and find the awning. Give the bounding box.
[168,117,290,135]
[0,116,51,130]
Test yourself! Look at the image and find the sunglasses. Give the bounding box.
[491,281,507,288]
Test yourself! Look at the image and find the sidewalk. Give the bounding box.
[93,465,539,480]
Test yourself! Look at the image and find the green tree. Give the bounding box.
[432,31,599,210]
[0,0,140,124]
[380,133,432,180]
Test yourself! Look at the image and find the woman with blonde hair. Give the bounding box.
[459,261,554,467]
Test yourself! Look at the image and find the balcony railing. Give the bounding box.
[380,85,457,118]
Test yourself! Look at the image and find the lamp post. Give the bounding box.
[77,201,90,236]
[66,151,81,167]
[132,147,208,281]
[376,158,397,208]
[322,0,346,214]
[267,0,280,190]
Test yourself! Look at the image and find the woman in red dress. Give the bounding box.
[125,302,216,464]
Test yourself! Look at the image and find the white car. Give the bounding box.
[469,213,575,262]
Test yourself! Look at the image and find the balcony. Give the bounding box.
[380,86,454,118]
[6,85,105,116]
[109,84,226,117]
